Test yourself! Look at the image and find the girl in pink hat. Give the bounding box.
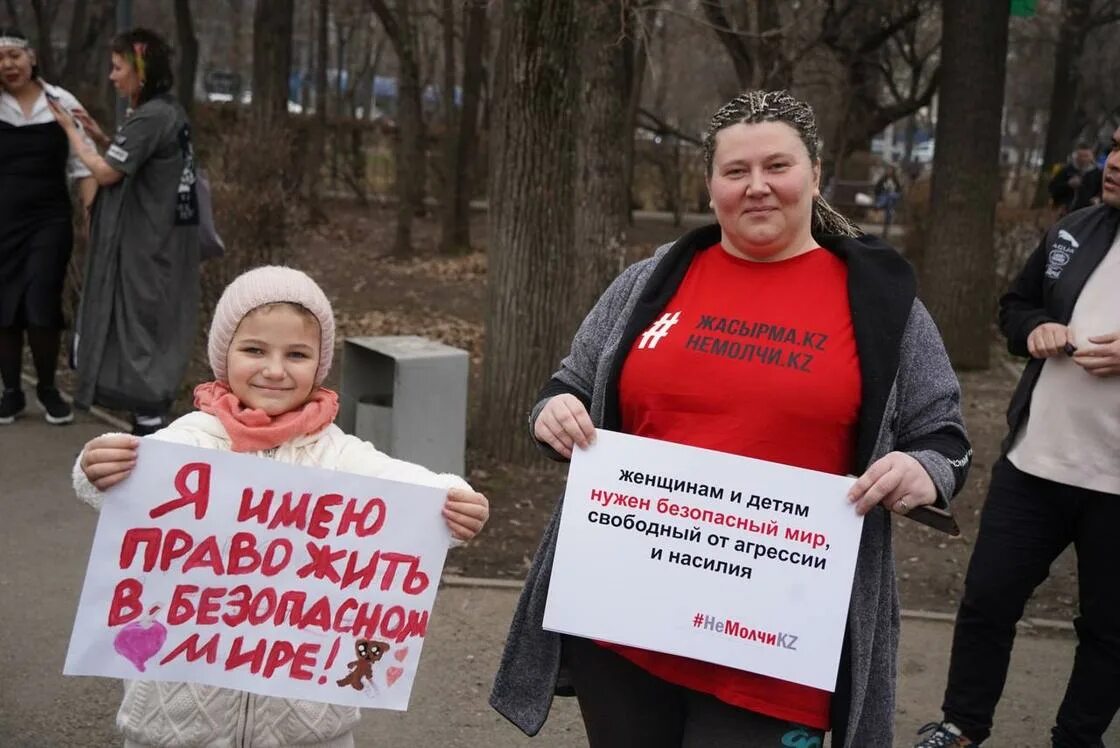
[73,265,489,748]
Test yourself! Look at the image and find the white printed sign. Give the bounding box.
[64,439,450,710]
[544,429,863,692]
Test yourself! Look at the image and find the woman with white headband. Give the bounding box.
[0,28,96,426]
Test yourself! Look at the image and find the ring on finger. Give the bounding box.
[895,498,910,514]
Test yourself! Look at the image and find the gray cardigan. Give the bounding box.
[490,226,971,747]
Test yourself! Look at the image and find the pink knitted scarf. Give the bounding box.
[193,381,339,453]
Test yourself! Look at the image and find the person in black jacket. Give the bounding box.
[915,127,1120,748]
[1048,142,1103,215]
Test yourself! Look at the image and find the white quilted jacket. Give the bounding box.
[73,411,469,748]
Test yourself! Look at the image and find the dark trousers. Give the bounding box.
[942,458,1120,747]
[564,635,825,747]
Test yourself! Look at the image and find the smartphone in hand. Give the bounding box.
[44,89,79,128]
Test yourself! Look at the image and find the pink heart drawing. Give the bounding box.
[393,646,408,662]
[385,666,404,687]
[113,620,167,672]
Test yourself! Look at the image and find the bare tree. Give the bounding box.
[1033,0,1120,205]
[437,0,459,254]
[443,0,487,252]
[174,0,199,115]
[700,0,798,91]
[623,2,658,222]
[367,0,425,257]
[574,0,630,312]
[480,0,581,464]
[3,0,22,28]
[60,0,116,92]
[251,0,295,122]
[817,0,940,176]
[922,0,1010,369]
[28,0,62,80]
[308,0,330,220]
[26,0,115,96]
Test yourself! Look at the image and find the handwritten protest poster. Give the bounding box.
[64,439,450,710]
[543,429,863,692]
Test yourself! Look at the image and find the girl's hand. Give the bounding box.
[443,487,489,542]
[81,434,140,491]
[846,451,937,517]
[70,106,110,147]
[533,394,596,459]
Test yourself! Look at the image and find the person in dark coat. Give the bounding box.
[1048,142,1103,215]
[915,127,1120,748]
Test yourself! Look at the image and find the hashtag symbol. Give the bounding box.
[692,613,704,628]
[638,311,680,349]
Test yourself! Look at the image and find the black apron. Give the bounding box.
[0,119,74,328]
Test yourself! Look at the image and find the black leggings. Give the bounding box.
[0,326,62,390]
[564,635,825,748]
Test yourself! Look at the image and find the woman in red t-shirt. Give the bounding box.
[492,91,970,748]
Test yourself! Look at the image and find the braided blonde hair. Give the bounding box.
[703,90,859,238]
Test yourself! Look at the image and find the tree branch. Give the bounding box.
[856,5,923,56]
[365,0,401,46]
[637,107,702,147]
[699,0,752,88]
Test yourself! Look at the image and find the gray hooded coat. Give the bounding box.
[74,94,199,413]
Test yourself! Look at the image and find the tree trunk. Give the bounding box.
[3,0,22,30]
[623,5,649,223]
[1033,0,1091,207]
[229,0,245,80]
[448,0,486,252]
[368,0,425,256]
[174,0,199,115]
[251,0,294,123]
[59,0,115,96]
[574,0,629,310]
[28,0,57,81]
[437,0,460,254]
[334,21,349,118]
[903,114,918,165]
[394,3,424,256]
[309,0,329,220]
[922,0,1009,370]
[480,0,580,464]
[61,0,89,87]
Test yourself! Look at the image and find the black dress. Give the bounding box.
[0,118,74,329]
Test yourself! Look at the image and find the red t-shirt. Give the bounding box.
[606,243,862,730]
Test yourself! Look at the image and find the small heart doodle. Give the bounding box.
[393,647,408,662]
[385,666,404,687]
[113,620,167,672]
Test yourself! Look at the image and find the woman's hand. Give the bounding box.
[533,394,596,459]
[70,106,110,148]
[46,97,81,138]
[80,434,140,491]
[847,451,937,517]
[443,487,489,542]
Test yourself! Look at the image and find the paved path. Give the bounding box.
[1,404,1113,747]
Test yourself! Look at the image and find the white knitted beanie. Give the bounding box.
[208,266,335,385]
